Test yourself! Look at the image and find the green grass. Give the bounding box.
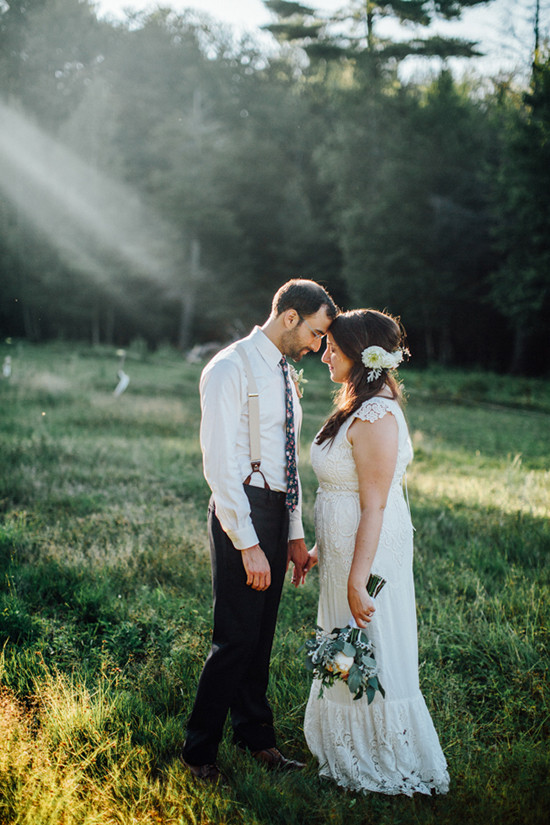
[0,341,548,825]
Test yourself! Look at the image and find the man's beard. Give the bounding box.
[282,328,307,362]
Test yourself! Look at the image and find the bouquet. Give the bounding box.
[303,574,387,703]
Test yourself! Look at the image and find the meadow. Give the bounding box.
[0,340,548,825]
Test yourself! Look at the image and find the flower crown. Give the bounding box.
[361,345,404,382]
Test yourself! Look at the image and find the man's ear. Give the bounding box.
[282,309,299,329]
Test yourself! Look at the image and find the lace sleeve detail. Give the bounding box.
[353,398,394,424]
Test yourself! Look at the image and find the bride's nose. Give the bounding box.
[321,347,330,364]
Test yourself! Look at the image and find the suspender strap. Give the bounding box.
[237,344,270,489]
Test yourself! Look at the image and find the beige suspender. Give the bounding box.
[237,344,270,489]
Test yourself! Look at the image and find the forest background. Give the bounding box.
[0,0,549,374]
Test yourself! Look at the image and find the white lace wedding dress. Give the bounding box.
[303,397,450,796]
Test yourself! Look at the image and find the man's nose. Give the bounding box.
[311,337,323,353]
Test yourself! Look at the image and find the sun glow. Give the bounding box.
[0,100,182,303]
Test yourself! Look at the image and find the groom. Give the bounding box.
[181,279,338,783]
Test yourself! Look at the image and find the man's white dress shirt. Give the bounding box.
[199,326,304,550]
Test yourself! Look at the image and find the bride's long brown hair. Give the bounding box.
[316,309,408,445]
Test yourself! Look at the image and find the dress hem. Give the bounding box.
[317,765,450,797]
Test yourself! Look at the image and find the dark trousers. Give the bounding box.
[182,485,289,766]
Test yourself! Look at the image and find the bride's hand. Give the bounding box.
[304,544,318,572]
[348,578,375,628]
[292,544,318,585]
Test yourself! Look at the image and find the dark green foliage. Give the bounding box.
[264,1,315,17]
[381,35,482,60]
[0,0,548,372]
[488,55,550,373]
[264,0,488,63]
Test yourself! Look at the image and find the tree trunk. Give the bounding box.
[424,328,435,362]
[178,238,200,351]
[91,303,101,347]
[439,325,453,365]
[105,305,115,346]
[22,304,39,341]
[509,325,528,375]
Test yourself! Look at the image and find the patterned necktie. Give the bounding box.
[280,356,299,512]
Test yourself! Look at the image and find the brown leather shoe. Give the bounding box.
[250,747,305,771]
[182,759,227,785]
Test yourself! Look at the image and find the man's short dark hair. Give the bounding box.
[272,279,339,320]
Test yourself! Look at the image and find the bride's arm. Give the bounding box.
[347,413,398,628]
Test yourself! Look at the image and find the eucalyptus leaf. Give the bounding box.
[342,641,356,658]
[347,664,363,694]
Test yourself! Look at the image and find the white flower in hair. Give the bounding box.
[361,345,404,382]
[362,346,386,369]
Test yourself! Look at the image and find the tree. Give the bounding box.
[263,0,487,79]
[316,70,496,364]
[0,0,48,98]
[488,54,550,373]
[4,0,111,129]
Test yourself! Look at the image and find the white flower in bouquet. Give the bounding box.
[331,651,355,676]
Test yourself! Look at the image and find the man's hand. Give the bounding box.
[292,544,318,585]
[241,544,271,590]
[287,538,309,587]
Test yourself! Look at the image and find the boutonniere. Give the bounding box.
[289,366,308,398]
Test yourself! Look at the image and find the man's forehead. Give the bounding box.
[307,305,333,331]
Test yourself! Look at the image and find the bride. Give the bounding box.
[302,309,449,796]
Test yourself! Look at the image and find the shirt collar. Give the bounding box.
[249,326,283,371]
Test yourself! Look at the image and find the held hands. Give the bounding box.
[348,577,375,628]
[287,538,309,587]
[291,543,318,586]
[241,544,271,591]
